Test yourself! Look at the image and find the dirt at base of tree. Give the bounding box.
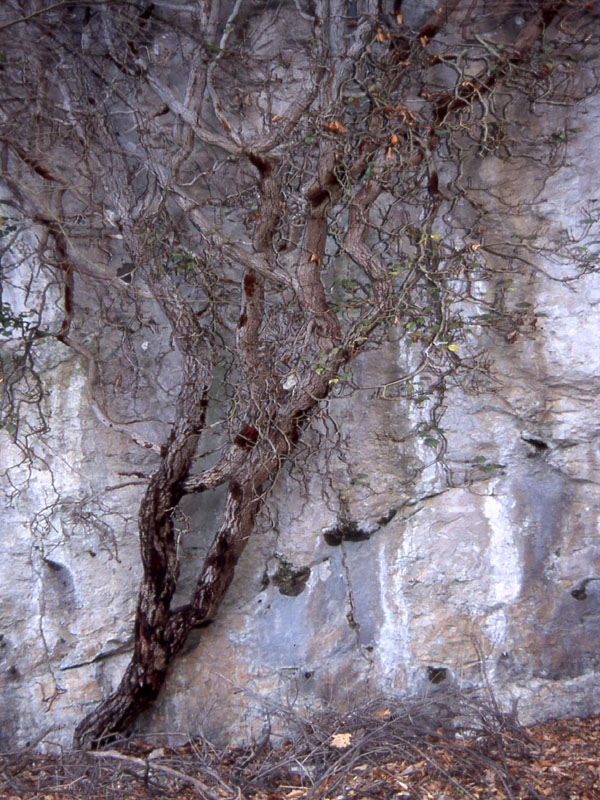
[1,704,599,800]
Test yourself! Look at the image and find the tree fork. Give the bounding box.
[73,480,258,749]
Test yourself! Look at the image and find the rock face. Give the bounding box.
[2,29,600,754]
[153,89,600,742]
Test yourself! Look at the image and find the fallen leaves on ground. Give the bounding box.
[1,709,599,799]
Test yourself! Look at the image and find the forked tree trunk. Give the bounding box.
[73,382,331,748]
[73,472,261,748]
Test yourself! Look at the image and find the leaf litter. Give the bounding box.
[1,691,599,799]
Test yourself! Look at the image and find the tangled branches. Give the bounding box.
[0,0,599,747]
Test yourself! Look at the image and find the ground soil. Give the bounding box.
[1,702,598,799]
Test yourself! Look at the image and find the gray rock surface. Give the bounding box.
[2,37,600,755]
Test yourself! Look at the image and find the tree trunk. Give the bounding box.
[73,479,258,749]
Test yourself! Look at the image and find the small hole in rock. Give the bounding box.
[427,666,448,684]
[522,435,548,453]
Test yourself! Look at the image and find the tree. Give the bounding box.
[0,0,598,749]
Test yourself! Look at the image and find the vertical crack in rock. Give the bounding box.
[340,542,374,667]
[31,552,66,712]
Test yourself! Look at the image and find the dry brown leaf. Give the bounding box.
[323,120,348,134]
[330,732,352,748]
[373,707,392,719]
[401,759,426,775]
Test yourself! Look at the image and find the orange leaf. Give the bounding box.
[323,120,348,134]
[390,133,399,145]
[271,114,280,122]
[386,147,393,159]
[396,12,403,24]
[376,27,386,43]
[373,707,392,719]
[420,35,429,47]
[309,253,321,264]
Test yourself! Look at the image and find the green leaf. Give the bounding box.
[424,438,439,448]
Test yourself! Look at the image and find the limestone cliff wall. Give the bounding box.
[2,35,600,754]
